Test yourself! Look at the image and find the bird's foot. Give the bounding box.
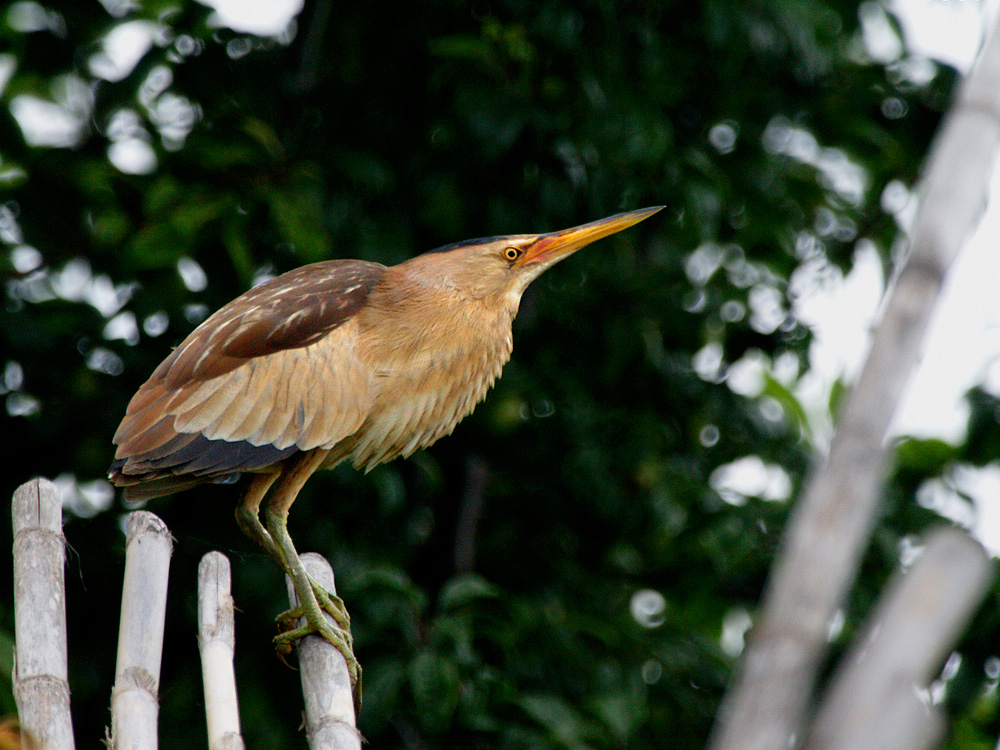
[274,577,362,711]
[276,574,352,641]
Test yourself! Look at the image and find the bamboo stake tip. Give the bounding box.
[199,551,233,587]
[12,477,62,535]
[123,510,173,544]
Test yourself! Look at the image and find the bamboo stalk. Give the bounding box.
[285,553,361,750]
[109,512,173,750]
[709,13,1000,750]
[197,552,245,750]
[12,478,75,750]
[804,527,993,750]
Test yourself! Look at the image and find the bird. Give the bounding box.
[108,205,663,706]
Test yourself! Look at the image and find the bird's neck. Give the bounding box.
[359,265,518,364]
[340,265,518,469]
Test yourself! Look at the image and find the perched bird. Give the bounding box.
[109,206,662,704]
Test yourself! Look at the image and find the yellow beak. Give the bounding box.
[522,206,664,266]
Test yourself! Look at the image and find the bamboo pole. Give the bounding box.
[804,527,993,750]
[197,552,245,750]
[109,512,173,750]
[285,553,361,750]
[12,478,75,750]
[709,12,1000,750]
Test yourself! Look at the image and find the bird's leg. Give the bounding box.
[263,449,362,705]
[235,470,282,566]
[236,470,347,624]
[236,472,351,632]
[261,452,353,639]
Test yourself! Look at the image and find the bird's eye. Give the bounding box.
[503,247,522,262]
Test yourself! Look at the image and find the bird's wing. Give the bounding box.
[110,260,386,487]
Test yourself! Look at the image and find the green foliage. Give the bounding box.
[2,0,998,748]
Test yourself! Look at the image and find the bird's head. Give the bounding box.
[406,206,664,304]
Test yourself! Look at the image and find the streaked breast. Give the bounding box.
[331,292,516,471]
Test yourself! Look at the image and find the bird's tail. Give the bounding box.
[108,462,239,502]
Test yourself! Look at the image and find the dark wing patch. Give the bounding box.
[109,432,299,498]
[161,435,299,474]
[113,428,299,476]
[155,260,386,385]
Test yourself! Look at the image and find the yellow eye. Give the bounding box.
[503,247,522,262]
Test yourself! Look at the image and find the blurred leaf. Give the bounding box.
[828,375,848,417]
[89,208,130,246]
[242,117,284,162]
[266,185,330,264]
[356,565,425,602]
[519,693,596,749]
[126,223,187,268]
[895,437,961,477]
[221,215,255,286]
[437,573,500,611]
[762,372,811,439]
[169,195,232,239]
[408,649,460,732]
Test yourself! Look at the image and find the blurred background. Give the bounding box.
[3,0,1000,747]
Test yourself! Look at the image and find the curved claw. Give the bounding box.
[274,632,298,670]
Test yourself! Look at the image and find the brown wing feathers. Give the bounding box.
[153,261,384,384]
[110,260,385,498]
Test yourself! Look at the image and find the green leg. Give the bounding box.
[237,471,352,636]
[260,449,362,709]
[235,471,281,565]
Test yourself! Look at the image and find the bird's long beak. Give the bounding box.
[522,206,664,266]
